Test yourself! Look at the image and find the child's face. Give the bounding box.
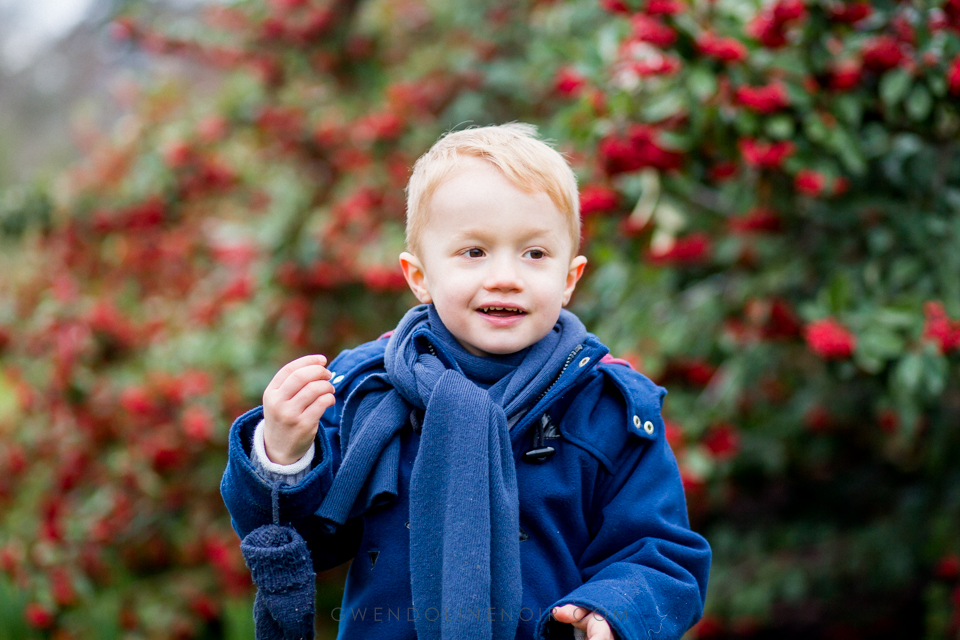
[400,157,586,357]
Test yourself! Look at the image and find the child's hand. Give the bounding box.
[262,354,335,464]
[552,605,616,640]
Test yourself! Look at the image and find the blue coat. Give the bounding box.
[221,334,711,640]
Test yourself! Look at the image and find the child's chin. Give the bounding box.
[468,345,518,357]
[468,335,541,357]
[486,346,529,356]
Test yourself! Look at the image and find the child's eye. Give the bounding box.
[525,249,545,259]
[466,248,485,258]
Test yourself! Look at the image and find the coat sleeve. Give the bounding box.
[219,404,364,573]
[537,370,711,640]
[219,344,386,573]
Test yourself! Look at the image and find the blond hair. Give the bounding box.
[405,123,580,257]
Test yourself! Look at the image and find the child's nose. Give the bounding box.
[483,256,523,292]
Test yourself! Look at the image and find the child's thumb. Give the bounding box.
[552,604,588,625]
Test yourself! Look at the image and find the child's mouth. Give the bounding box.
[479,306,526,318]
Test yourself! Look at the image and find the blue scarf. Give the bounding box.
[316,304,588,640]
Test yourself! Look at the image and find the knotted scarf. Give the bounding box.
[315,304,589,640]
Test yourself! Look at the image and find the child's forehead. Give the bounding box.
[420,211,570,256]
[427,179,563,231]
[411,153,580,255]
[428,213,562,238]
[430,158,548,205]
[436,154,512,185]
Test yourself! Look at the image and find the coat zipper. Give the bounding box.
[536,343,584,403]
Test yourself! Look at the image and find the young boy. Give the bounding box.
[221,124,710,640]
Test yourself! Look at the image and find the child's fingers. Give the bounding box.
[266,354,327,393]
[270,363,332,403]
[267,374,332,429]
[584,612,614,640]
[552,606,614,640]
[262,389,335,464]
[552,605,588,628]
[300,387,336,423]
[287,378,336,415]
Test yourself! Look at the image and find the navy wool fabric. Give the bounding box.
[240,524,316,640]
[314,304,588,640]
[240,480,316,640]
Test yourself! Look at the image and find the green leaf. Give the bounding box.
[684,448,715,482]
[894,352,924,395]
[874,308,917,330]
[828,127,867,175]
[861,123,891,158]
[597,22,624,64]
[803,112,828,143]
[658,130,692,151]
[783,79,812,109]
[867,228,895,255]
[827,273,852,312]
[921,349,948,397]
[929,74,947,97]
[906,85,933,121]
[889,257,923,291]
[643,93,687,122]
[891,133,924,157]
[0,576,30,640]
[854,350,884,374]
[945,188,960,213]
[880,69,913,108]
[0,187,53,240]
[765,115,795,139]
[686,66,717,101]
[834,95,862,127]
[735,110,760,136]
[856,327,905,364]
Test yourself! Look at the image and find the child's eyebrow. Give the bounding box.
[448,225,562,244]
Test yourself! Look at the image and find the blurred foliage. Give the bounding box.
[0,0,959,638]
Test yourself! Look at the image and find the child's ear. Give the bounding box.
[399,252,433,304]
[562,255,588,306]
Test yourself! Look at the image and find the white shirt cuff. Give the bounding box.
[252,418,315,476]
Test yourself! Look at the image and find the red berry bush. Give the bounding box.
[1,0,959,638]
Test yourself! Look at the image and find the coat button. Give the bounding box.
[578,356,590,367]
[332,375,344,385]
[633,415,641,428]
[643,420,655,435]
[524,446,556,463]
